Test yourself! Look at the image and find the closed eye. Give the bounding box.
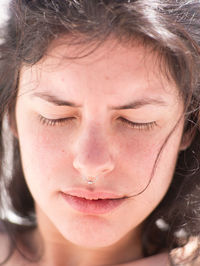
[118,117,157,130]
[39,115,75,126]
[38,115,157,131]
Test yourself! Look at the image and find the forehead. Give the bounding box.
[38,38,167,78]
[19,39,181,106]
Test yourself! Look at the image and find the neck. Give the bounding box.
[32,206,143,266]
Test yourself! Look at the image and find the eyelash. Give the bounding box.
[39,115,75,126]
[38,115,157,131]
[118,117,157,130]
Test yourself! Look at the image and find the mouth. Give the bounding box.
[60,190,125,214]
[61,189,124,200]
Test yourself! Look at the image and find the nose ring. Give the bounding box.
[84,176,97,185]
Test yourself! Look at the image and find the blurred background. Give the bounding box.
[0,0,10,26]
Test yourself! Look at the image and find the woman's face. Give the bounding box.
[15,40,185,249]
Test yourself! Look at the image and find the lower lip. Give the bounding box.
[61,193,125,214]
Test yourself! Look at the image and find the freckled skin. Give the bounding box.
[15,40,185,265]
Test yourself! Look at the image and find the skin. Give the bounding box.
[13,39,186,266]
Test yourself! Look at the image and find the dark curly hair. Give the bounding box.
[0,0,200,265]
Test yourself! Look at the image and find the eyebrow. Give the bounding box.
[31,92,167,109]
[31,92,81,108]
[111,98,167,110]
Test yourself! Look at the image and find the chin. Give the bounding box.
[56,216,123,249]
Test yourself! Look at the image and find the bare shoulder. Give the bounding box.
[0,227,13,265]
[119,252,169,266]
[0,224,40,266]
[2,248,40,266]
[0,231,21,266]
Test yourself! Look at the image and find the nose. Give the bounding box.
[72,126,115,178]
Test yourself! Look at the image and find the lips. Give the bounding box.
[62,189,124,200]
[60,189,125,214]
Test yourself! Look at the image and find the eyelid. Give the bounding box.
[38,115,75,126]
[118,117,157,130]
[38,114,157,131]
[32,102,80,118]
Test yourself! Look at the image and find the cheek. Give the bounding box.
[120,135,159,166]
[114,131,164,194]
[17,120,75,195]
[115,123,183,197]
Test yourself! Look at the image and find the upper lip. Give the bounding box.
[61,189,124,200]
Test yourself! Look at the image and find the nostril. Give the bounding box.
[72,155,114,177]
